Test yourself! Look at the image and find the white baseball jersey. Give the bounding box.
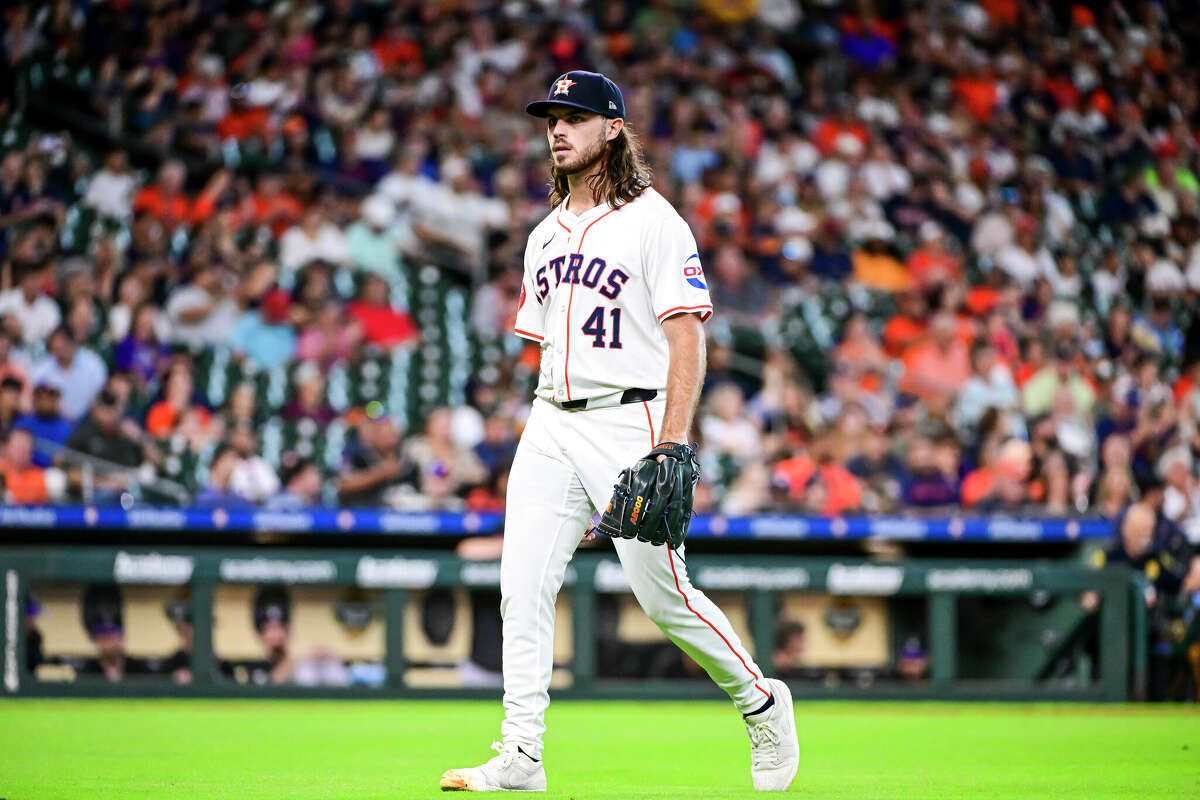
[498,187,772,761]
[513,187,713,404]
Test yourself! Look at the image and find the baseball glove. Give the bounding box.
[595,442,700,549]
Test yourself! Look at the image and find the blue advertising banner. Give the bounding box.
[0,506,1114,542]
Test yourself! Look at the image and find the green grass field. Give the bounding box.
[1,699,1197,799]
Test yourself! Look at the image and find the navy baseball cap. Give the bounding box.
[526,71,625,119]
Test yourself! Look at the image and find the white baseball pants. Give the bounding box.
[499,396,771,758]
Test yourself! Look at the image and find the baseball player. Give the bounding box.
[440,71,798,793]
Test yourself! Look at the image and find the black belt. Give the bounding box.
[559,388,657,410]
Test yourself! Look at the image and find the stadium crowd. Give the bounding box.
[0,0,1198,534]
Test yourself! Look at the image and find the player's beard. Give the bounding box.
[554,133,606,177]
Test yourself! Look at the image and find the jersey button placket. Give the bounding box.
[557,229,573,401]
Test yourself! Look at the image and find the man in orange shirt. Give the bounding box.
[239,174,304,238]
[773,449,863,516]
[883,290,927,357]
[899,312,971,401]
[851,230,913,292]
[0,428,65,505]
[906,222,963,290]
[132,161,226,230]
[961,438,1032,509]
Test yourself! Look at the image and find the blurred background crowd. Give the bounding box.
[1,0,1199,533]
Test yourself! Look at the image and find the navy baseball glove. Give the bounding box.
[596,442,700,549]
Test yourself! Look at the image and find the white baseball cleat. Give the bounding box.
[440,741,547,792]
[745,678,800,791]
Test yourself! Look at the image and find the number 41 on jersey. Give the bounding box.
[582,306,622,348]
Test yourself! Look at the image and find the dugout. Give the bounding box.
[2,542,1147,701]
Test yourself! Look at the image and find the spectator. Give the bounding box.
[346,273,418,349]
[0,376,23,438]
[279,204,351,275]
[709,244,772,322]
[852,227,912,292]
[0,262,60,348]
[901,436,959,508]
[29,327,107,420]
[145,365,215,450]
[131,161,221,231]
[906,222,963,291]
[773,446,862,516]
[281,361,336,426]
[962,438,1033,510]
[220,381,262,432]
[473,411,517,478]
[403,407,488,511]
[900,312,971,402]
[240,174,303,236]
[700,382,764,464]
[295,299,362,367]
[266,453,323,510]
[231,288,297,369]
[106,272,151,343]
[994,217,1053,291]
[1133,296,1185,356]
[346,193,412,282]
[166,263,240,349]
[1022,342,1095,419]
[846,423,902,512]
[113,303,170,386]
[13,379,74,467]
[1160,447,1200,542]
[0,428,66,505]
[82,149,135,221]
[409,158,508,276]
[1094,468,1135,520]
[955,342,1020,436]
[339,414,416,507]
[833,313,888,393]
[225,424,280,503]
[882,290,927,358]
[61,389,144,500]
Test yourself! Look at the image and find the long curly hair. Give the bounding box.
[548,124,652,209]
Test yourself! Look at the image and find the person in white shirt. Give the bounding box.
[82,149,136,221]
[164,264,240,350]
[0,263,61,348]
[1091,248,1125,315]
[376,148,436,209]
[353,108,396,163]
[279,205,351,274]
[29,327,107,420]
[1160,446,1200,543]
[993,222,1054,290]
[1145,256,1187,296]
[409,158,510,278]
[226,423,280,503]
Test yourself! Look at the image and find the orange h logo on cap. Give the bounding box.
[553,77,576,96]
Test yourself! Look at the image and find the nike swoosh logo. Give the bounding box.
[542,235,554,249]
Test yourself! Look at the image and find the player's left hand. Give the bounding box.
[595,442,700,549]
